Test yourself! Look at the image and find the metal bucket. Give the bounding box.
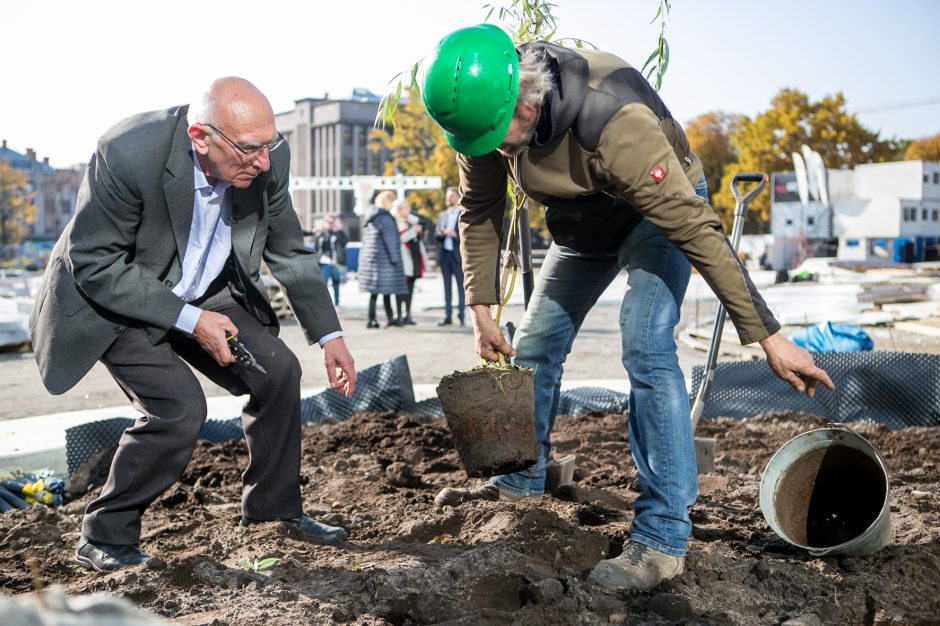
[759,425,891,557]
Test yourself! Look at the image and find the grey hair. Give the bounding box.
[516,47,553,109]
[187,88,213,124]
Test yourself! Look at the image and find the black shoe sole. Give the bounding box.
[75,553,144,572]
[75,553,101,571]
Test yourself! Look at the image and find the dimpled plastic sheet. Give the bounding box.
[414,386,630,421]
[690,351,940,430]
[557,386,629,417]
[65,356,417,476]
[414,397,445,419]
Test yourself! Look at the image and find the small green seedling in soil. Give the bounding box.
[237,557,280,573]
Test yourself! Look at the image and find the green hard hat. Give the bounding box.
[422,24,519,156]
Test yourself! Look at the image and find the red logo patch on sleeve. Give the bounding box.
[649,165,667,184]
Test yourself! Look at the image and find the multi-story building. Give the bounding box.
[0,140,84,252]
[275,90,391,237]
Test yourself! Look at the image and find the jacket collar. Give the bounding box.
[520,42,589,147]
[162,105,197,255]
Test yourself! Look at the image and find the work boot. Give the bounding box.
[434,483,522,507]
[588,541,685,591]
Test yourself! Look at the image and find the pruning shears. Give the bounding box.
[226,333,268,374]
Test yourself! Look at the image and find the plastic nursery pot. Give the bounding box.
[436,366,538,478]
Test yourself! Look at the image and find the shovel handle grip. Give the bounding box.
[731,172,768,206]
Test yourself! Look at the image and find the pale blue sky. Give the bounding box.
[4,0,938,168]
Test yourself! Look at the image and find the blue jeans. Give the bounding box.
[319,263,341,305]
[490,175,709,556]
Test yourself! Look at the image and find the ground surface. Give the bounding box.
[1,409,938,625]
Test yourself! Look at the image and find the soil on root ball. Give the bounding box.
[1,410,938,625]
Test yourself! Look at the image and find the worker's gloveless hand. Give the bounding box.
[323,336,357,398]
[759,332,835,396]
[470,304,515,362]
[193,310,237,367]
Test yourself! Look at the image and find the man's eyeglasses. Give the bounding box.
[203,122,285,160]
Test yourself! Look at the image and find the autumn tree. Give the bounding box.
[684,111,740,227]
[712,89,906,232]
[0,160,36,259]
[369,87,459,221]
[904,132,940,161]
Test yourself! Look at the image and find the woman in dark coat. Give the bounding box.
[358,190,408,328]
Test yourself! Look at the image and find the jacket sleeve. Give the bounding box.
[456,151,510,305]
[262,145,342,345]
[592,104,780,344]
[68,142,186,333]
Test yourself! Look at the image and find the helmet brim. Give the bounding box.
[442,112,512,157]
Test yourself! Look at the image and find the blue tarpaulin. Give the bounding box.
[790,322,873,353]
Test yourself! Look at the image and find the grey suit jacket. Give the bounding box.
[29,105,341,395]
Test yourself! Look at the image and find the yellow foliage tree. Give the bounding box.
[904,132,940,161]
[712,89,905,233]
[684,111,741,228]
[0,160,36,258]
[369,87,459,221]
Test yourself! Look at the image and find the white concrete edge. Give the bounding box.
[0,378,688,476]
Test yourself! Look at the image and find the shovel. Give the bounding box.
[690,172,769,473]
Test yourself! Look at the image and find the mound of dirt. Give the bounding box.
[1,410,938,625]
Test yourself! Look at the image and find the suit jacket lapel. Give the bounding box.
[231,183,260,265]
[162,118,196,256]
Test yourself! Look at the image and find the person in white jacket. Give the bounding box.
[392,198,428,325]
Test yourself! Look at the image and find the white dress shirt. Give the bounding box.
[443,207,459,251]
[171,148,233,334]
[172,145,344,347]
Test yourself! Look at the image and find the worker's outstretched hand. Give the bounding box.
[470,304,515,363]
[194,310,238,367]
[323,336,357,398]
[759,332,835,397]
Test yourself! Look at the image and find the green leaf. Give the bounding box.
[650,5,662,24]
[640,48,660,74]
[660,38,670,76]
[256,557,281,570]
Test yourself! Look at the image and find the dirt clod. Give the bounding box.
[1,410,938,624]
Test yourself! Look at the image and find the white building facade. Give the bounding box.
[771,160,940,266]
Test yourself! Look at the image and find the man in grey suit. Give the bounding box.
[29,77,357,571]
[435,186,465,326]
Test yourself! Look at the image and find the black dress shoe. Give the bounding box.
[438,319,453,326]
[386,318,403,328]
[366,320,380,329]
[240,515,347,543]
[402,317,416,325]
[75,537,151,572]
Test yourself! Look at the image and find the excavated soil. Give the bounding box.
[1,410,938,625]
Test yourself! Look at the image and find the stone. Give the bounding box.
[782,614,822,626]
[648,593,693,621]
[526,578,564,605]
[588,595,620,616]
[385,462,423,488]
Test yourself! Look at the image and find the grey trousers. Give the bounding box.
[81,275,304,545]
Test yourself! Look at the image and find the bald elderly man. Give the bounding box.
[29,77,357,571]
